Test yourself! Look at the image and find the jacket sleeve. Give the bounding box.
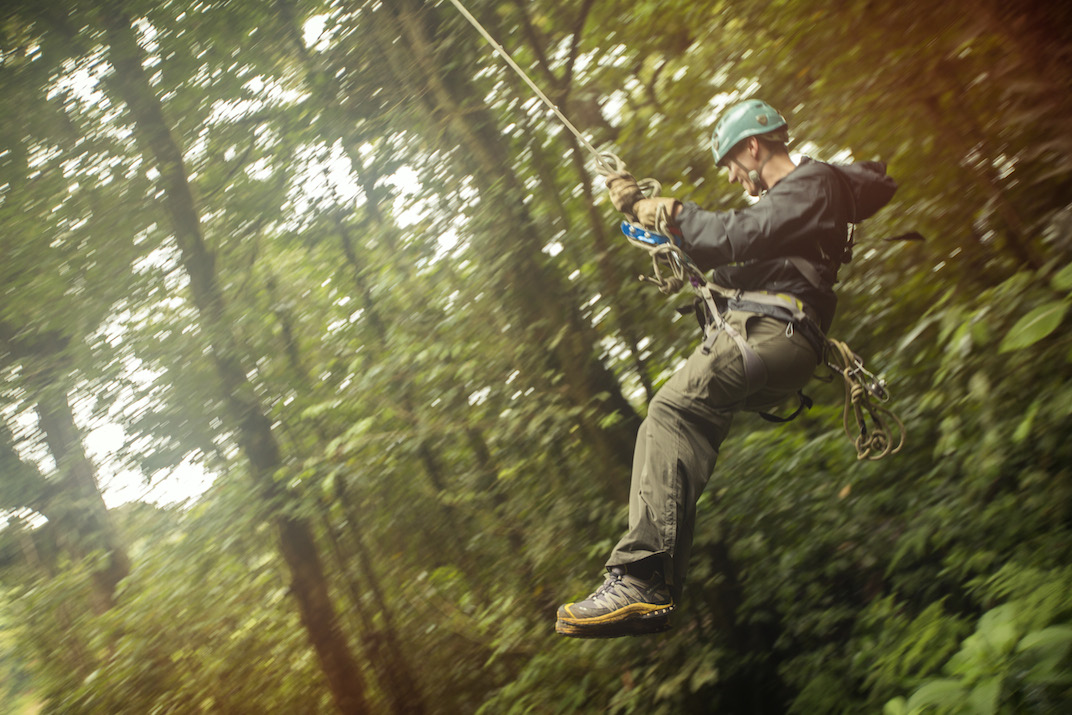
[676,168,840,271]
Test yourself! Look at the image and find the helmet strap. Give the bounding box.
[749,145,776,193]
[731,157,769,195]
[731,138,774,194]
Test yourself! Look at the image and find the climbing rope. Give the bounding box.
[444,0,620,176]
[824,340,904,460]
[445,0,682,290]
[446,0,679,282]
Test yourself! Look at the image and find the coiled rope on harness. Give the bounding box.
[824,340,904,460]
[445,0,904,461]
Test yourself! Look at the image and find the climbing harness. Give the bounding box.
[444,0,904,460]
[621,217,904,452]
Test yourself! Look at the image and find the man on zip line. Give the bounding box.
[556,99,897,638]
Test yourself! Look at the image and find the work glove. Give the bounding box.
[633,197,681,232]
[605,172,644,217]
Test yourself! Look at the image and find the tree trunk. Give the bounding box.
[100,7,368,713]
[35,388,130,613]
[327,488,429,715]
[0,324,130,612]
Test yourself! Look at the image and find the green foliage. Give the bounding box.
[1,0,1070,712]
[7,498,333,714]
[1000,302,1068,353]
[884,567,1072,714]
[0,591,39,713]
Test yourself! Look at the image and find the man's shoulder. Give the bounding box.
[780,156,896,221]
[788,157,839,180]
[769,157,838,196]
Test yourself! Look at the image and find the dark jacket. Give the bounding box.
[676,157,897,331]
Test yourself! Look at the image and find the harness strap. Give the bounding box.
[703,285,826,359]
[787,256,825,290]
[703,283,807,317]
[758,392,813,423]
[698,284,768,393]
[697,283,826,421]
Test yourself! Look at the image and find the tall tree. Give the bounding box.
[0,1,136,614]
[96,4,368,711]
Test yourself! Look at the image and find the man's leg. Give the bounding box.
[607,311,818,589]
[556,312,818,637]
[556,320,746,638]
[605,334,743,591]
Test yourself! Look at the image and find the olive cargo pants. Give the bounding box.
[606,310,820,592]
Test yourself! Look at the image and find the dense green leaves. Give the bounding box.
[1,0,1070,712]
[885,568,1072,714]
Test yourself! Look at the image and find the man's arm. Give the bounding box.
[675,168,839,271]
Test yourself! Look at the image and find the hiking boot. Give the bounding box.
[555,566,674,638]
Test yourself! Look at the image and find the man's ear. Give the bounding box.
[747,136,762,159]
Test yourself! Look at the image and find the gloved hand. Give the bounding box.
[633,197,681,232]
[605,172,644,216]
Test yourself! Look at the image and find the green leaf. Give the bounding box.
[1017,625,1072,685]
[982,622,1020,657]
[907,679,966,710]
[1051,263,1072,292]
[897,314,941,351]
[883,696,910,715]
[999,301,1068,353]
[689,662,719,693]
[967,676,1000,715]
[1017,625,1072,652]
[1012,400,1040,444]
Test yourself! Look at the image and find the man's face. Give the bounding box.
[723,140,762,197]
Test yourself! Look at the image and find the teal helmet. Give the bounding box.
[710,99,788,166]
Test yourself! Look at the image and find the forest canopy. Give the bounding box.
[1,0,1071,712]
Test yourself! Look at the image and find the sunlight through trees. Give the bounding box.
[1,0,1070,712]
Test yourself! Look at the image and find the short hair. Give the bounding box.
[758,127,790,150]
